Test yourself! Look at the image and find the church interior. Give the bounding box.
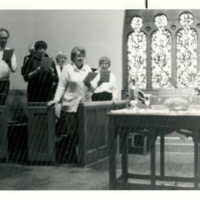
[0,9,200,191]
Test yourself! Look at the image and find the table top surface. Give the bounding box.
[108,108,200,130]
[108,108,200,117]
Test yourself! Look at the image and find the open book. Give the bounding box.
[41,57,53,70]
[2,49,14,61]
[83,72,98,83]
[100,70,110,82]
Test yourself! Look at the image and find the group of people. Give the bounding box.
[0,28,118,164]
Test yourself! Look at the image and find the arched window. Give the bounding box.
[122,10,200,99]
[127,16,147,89]
[176,12,197,88]
[151,14,172,88]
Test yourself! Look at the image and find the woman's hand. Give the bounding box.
[97,79,103,87]
[112,98,118,104]
[47,100,59,107]
[84,81,91,89]
[27,67,41,81]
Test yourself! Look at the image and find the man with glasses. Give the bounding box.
[0,28,17,104]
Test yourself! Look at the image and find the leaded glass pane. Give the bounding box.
[151,15,172,89]
[177,12,197,88]
[127,16,147,89]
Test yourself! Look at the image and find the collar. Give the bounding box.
[56,65,63,69]
[72,62,87,72]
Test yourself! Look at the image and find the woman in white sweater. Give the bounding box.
[48,46,98,163]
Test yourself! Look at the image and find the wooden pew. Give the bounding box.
[27,101,126,166]
[0,106,8,161]
[77,100,126,167]
[0,90,124,165]
[28,104,55,164]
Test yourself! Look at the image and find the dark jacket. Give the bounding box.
[21,53,58,102]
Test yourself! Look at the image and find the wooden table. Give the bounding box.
[108,109,200,190]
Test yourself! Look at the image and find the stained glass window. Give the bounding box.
[151,15,172,89]
[176,12,197,88]
[127,16,147,89]
[124,10,200,94]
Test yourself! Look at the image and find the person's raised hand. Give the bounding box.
[37,66,41,71]
[97,79,103,87]
[84,81,91,89]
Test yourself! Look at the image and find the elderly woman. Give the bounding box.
[48,46,99,163]
[21,40,58,103]
[92,56,118,102]
[0,28,17,104]
[50,51,68,99]
[55,51,67,78]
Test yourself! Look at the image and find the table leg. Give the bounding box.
[117,133,120,155]
[193,128,199,189]
[109,118,117,190]
[121,130,128,181]
[150,128,156,187]
[160,134,165,180]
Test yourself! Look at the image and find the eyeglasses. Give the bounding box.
[0,37,8,42]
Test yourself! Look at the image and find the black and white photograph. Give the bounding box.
[1,0,200,197]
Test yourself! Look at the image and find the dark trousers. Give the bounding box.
[56,111,79,163]
[92,92,112,101]
[0,80,10,105]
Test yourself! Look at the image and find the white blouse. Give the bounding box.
[0,47,17,80]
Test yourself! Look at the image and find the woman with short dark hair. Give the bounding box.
[21,40,58,103]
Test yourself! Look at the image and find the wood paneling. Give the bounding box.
[78,101,126,167]
[28,106,55,163]
[0,107,7,160]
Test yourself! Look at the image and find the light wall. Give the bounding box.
[0,10,124,100]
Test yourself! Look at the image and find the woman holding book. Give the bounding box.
[21,40,58,103]
[0,28,17,104]
[92,56,118,102]
[48,46,99,164]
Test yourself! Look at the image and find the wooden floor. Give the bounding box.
[0,135,197,190]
